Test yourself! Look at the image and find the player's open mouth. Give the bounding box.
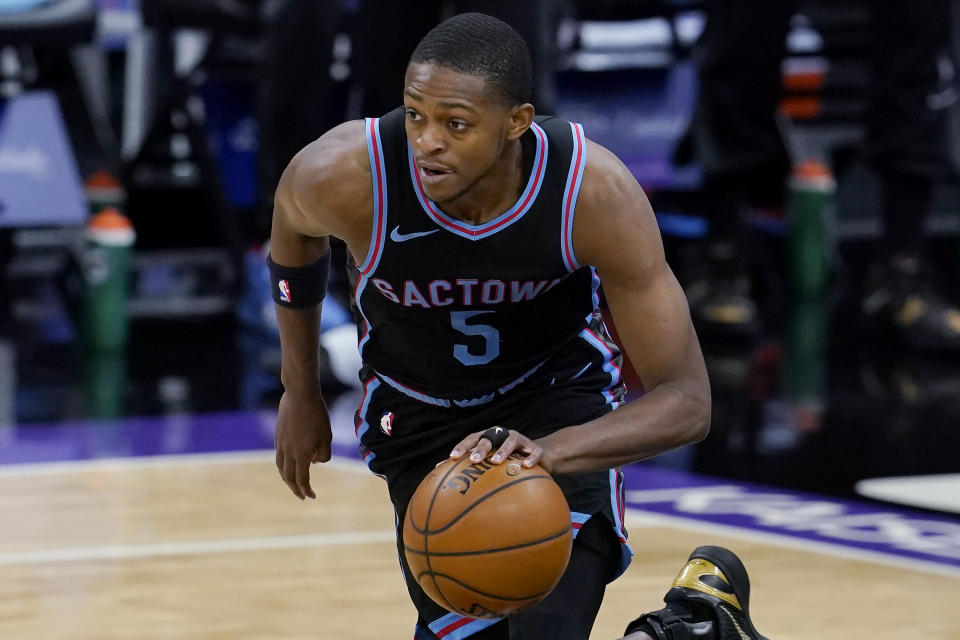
[419,163,453,181]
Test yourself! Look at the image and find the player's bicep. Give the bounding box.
[270,160,330,265]
[602,260,703,392]
[573,143,706,391]
[270,123,369,265]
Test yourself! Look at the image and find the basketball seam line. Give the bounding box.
[421,455,474,613]
[410,475,557,535]
[403,524,572,557]
[412,571,555,602]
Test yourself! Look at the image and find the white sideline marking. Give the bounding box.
[0,530,398,566]
[856,474,960,514]
[1,452,958,578]
[0,450,371,478]
[625,511,960,579]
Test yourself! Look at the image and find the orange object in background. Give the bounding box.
[87,207,134,232]
[780,96,823,120]
[782,70,826,92]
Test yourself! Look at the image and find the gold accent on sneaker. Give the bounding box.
[718,605,752,640]
[672,559,743,610]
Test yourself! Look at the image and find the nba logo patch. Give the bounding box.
[278,279,292,303]
[380,411,395,436]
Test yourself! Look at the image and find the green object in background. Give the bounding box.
[787,161,836,299]
[79,208,136,351]
[785,295,830,408]
[82,350,127,418]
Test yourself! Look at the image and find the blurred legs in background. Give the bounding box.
[680,0,797,341]
[683,0,960,350]
[860,0,960,351]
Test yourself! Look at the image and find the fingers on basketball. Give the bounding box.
[403,455,573,619]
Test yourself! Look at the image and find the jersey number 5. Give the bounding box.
[451,310,500,366]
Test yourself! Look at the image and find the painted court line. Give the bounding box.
[2,451,958,578]
[0,530,398,566]
[0,450,370,478]
[624,510,960,579]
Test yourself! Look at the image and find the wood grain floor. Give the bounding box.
[0,454,956,639]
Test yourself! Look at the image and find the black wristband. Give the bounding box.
[266,251,330,308]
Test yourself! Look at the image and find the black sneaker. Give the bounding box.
[861,255,960,353]
[623,546,769,640]
[685,241,762,342]
[687,273,761,341]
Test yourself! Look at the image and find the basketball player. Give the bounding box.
[268,12,766,640]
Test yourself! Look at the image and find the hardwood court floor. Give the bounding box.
[0,453,956,639]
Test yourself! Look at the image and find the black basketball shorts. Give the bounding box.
[352,352,633,639]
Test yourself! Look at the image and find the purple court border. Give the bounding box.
[1,410,958,571]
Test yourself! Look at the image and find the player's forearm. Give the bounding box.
[269,222,330,398]
[276,305,324,397]
[537,381,710,475]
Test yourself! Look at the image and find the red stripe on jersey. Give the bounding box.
[562,124,585,271]
[413,124,547,238]
[362,118,386,275]
[436,617,472,637]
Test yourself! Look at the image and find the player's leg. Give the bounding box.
[621,546,769,640]
[440,514,619,640]
[387,339,630,639]
[503,515,622,640]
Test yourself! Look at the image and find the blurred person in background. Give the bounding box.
[681,0,960,351]
[355,0,566,117]
[256,0,342,243]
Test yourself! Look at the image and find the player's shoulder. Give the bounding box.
[578,137,645,212]
[276,120,372,231]
[287,120,369,196]
[570,137,661,274]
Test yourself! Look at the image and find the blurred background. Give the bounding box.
[2,0,960,518]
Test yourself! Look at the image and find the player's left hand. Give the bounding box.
[449,427,550,472]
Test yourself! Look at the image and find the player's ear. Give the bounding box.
[506,103,534,141]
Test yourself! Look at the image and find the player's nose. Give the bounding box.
[417,123,446,154]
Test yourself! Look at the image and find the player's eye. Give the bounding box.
[405,109,421,121]
[450,120,469,131]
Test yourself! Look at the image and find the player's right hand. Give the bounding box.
[274,390,332,500]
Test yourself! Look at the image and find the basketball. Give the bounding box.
[402,454,573,619]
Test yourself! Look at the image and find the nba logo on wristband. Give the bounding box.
[278,280,292,303]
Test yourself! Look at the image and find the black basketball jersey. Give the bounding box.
[348,108,618,407]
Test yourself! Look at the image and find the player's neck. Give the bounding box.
[442,138,525,226]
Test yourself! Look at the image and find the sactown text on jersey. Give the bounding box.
[370,277,565,308]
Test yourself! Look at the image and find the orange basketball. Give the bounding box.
[403,454,573,619]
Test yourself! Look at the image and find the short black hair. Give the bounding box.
[408,12,533,106]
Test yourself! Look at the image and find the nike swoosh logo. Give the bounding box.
[390,226,439,242]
